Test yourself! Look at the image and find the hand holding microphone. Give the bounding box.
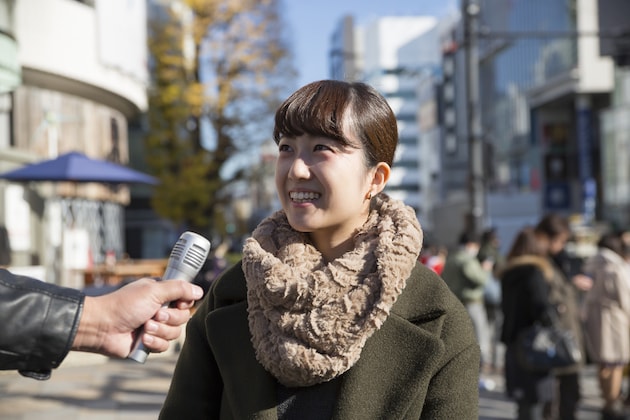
[128,231,211,363]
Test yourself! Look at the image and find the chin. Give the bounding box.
[288,224,314,233]
[285,218,316,233]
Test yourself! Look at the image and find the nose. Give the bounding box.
[288,155,310,180]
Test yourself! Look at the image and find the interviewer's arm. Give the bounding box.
[73,277,202,357]
[0,269,202,380]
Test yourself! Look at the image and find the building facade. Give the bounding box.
[0,0,148,285]
[478,0,612,223]
[329,16,440,231]
[598,0,630,229]
[432,0,614,252]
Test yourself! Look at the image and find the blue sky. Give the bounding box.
[284,0,459,87]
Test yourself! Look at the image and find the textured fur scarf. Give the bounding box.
[242,193,423,387]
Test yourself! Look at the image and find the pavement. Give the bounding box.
[0,351,176,420]
[478,365,604,419]
[0,350,609,419]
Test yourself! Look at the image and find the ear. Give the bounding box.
[370,162,390,195]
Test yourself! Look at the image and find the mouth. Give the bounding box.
[289,191,321,203]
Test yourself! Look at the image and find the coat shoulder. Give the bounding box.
[393,262,466,321]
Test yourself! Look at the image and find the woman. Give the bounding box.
[159,80,480,419]
[500,227,556,420]
[582,232,630,420]
[534,214,586,420]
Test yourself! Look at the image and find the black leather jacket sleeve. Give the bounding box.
[0,268,84,380]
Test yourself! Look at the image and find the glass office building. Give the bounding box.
[477,0,612,220]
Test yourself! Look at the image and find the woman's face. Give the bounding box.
[549,232,569,255]
[275,132,378,253]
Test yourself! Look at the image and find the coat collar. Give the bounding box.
[206,263,446,419]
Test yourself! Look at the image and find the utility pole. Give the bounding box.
[463,0,485,236]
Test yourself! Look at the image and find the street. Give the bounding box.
[478,367,603,419]
[0,351,606,419]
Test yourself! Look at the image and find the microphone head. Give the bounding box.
[164,231,211,281]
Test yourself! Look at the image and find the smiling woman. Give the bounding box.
[159,80,481,420]
[272,81,394,262]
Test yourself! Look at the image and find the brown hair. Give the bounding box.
[534,213,570,239]
[507,226,547,260]
[598,232,624,257]
[273,80,398,167]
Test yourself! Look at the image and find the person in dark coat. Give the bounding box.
[159,80,480,419]
[500,227,556,420]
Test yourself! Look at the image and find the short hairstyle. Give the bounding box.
[534,213,570,239]
[480,228,497,244]
[273,80,398,167]
[458,230,480,245]
[598,232,624,257]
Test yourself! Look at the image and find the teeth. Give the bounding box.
[290,191,321,202]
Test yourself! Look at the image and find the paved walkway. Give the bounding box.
[0,351,608,419]
[0,352,176,420]
[479,365,604,419]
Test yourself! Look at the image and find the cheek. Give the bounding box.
[274,162,285,188]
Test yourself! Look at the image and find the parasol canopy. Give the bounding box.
[0,151,158,185]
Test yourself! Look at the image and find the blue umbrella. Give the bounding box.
[0,151,158,185]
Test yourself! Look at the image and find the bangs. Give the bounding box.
[273,81,354,147]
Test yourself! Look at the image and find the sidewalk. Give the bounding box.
[0,351,177,420]
[0,352,608,419]
[479,364,605,419]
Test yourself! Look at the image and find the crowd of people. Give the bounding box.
[431,214,630,420]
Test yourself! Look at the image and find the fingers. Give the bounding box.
[141,320,184,353]
[141,306,191,354]
[170,299,196,310]
[154,279,204,306]
[154,306,192,326]
[141,331,170,353]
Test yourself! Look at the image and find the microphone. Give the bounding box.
[128,231,211,363]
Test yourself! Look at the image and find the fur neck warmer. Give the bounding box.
[500,255,554,282]
[242,193,423,387]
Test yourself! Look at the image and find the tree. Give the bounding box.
[146,0,295,237]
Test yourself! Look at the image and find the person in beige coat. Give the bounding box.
[582,232,630,419]
[159,80,480,419]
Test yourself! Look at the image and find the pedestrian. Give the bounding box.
[582,232,630,419]
[500,226,556,420]
[534,214,587,420]
[0,268,203,380]
[427,245,447,275]
[159,80,480,419]
[419,244,447,275]
[478,227,505,373]
[442,230,494,373]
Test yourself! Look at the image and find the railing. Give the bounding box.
[82,259,168,286]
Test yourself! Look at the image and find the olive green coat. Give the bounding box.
[160,262,480,420]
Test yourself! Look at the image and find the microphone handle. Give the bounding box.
[127,266,199,363]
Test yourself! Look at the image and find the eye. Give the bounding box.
[314,144,333,152]
[278,143,292,152]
